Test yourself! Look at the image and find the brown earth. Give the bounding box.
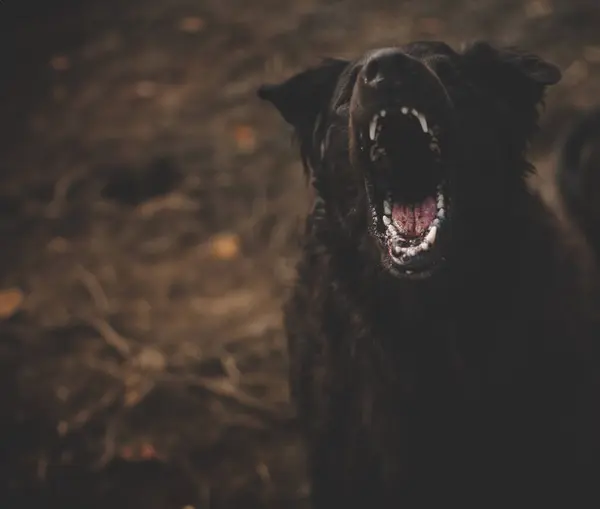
[1,0,599,507]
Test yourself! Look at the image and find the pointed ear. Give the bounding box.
[461,41,561,106]
[257,58,349,133]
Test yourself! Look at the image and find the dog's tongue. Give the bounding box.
[391,196,436,237]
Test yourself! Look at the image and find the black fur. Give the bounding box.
[259,41,600,508]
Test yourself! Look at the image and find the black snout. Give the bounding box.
[361,49,422,88]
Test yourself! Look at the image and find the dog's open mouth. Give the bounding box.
[363,106,448,276]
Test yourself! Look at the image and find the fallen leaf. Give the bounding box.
[209,232,240,260]
[179,16,205,33]
[233,125,256,153]
[0,288,24,319]
[140,443,158,459]
[50,55,70,71]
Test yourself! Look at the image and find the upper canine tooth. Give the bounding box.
[383,200,391,215]
[417,113,428,134]
[369,115,378,141]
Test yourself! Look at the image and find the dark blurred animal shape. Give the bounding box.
[558,107,600,259]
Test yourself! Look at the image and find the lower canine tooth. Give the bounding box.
[425,226,437,245]
[417,113,428,134]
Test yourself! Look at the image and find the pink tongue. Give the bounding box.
[391,196,437,237]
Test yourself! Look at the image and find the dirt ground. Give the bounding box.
[1,0,599,507]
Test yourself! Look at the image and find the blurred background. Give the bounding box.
[0,0,598,507]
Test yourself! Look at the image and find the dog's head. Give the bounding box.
[258,41,561,279]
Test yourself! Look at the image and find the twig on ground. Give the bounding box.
[94,417,119,469]
[87,317,132,358]
[76,265,110,312]
[158,373,287,418]
[69,385,122,430]
[45,171,82,218]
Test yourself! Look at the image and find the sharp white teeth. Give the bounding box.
[425,226,437,245]
[411,108,418,116]
[433,218,440,227]
[417,113,428,134]
[406,247,417,257]
[437,208,445,220]
[383,200,391,215]
[437,195,444,209]
[383,215,391,226]
[419,242,429,251]
[380,109,386,117]
[369,115,378,141]
[401,107,408,115]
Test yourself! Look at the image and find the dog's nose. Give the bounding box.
[362,49,419,87]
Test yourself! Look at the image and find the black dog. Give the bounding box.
[558,107,600,260]
[258,41,600,508]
